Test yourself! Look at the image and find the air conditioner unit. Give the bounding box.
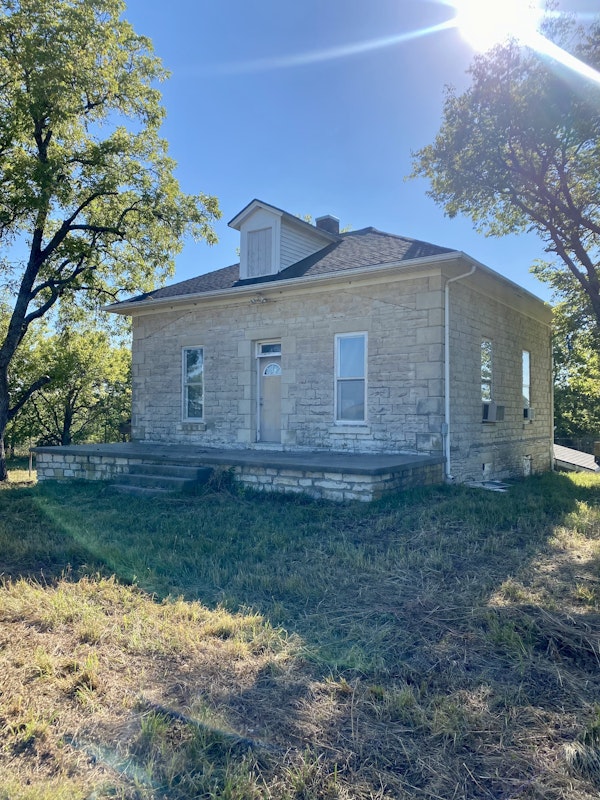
[482,402,504,422]
[523,407,535,421]
[482,401,497,422]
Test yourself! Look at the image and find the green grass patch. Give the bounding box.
[1,469,600,797]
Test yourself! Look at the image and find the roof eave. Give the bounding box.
[455,251,552,316]
[107,251,551,319]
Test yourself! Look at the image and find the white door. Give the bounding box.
[258,357,281,442]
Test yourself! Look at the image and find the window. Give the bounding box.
[263,362,281,376]
[522,350,531,417]
[335,333,367,422]
[481,339,492,403]
[183,348,204,420]
[247,228,272,277]
[258,342,281,356]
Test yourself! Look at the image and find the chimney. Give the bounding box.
[315,214,340,235]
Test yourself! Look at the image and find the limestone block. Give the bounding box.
[416,291,440,310]
[416,362,441,381]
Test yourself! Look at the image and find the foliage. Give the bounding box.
[411,10,600,336]
[553,303,600,441]
[0,0,220,478]
[6,327,131,447]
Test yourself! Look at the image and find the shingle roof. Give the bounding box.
[125,264,240,303]
[266,227,453,283]
[119,227,454,306]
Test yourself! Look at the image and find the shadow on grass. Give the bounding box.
[3,471,600,797]
[2,471,596,671]
[0,482,106,582]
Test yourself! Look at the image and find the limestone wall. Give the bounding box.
[130,272,445,456]
[129,265,552,484]
[448,280,553,482]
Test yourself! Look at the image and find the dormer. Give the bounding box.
[229,199,339,281]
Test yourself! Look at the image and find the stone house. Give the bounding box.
[108,198,553,484]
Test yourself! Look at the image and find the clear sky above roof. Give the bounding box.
[121,0,598,303]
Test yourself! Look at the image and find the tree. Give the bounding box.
[6,327,131,449]
[552,302,600,445]
[411,12,600,337]
[0,0,220,480]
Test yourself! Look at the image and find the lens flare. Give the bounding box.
[206,1,600,89]
[453,0,543,51]
[450,0,600,86]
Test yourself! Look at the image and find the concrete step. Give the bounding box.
[117,473,193,490]
[131,463,213,480]
[112,462,213,495]
[112,484,173,496]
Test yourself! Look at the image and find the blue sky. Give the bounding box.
[122,0,597,302]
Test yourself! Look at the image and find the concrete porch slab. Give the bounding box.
[33,442,443,474]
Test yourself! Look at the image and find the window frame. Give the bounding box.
[334,332,368,424]
[481,338,493,403]
[480,338,494,423]
[522,349,531,417]
[182,346,205,422]
[256,341,282,357]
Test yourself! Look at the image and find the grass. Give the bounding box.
[1,461,600,798]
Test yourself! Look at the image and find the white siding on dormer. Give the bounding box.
[280,222,329,270]
[247,228,272,278]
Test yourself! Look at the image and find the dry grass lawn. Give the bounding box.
[1,465,600,798]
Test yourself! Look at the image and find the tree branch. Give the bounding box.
[8,374,52,421]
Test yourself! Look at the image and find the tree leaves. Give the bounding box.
[0,0,221,477]
[411,12,600,332]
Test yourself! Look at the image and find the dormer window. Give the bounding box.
[247,228,272,278]
[230,199,339,282]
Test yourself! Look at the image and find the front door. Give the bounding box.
[258,351,281,443]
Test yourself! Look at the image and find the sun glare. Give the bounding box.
[453,0,543,51]
[450,0,600,86]
[213,0,600,89]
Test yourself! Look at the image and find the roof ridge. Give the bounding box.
[343,226,453,251]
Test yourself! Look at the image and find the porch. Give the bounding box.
[33,442,445,502]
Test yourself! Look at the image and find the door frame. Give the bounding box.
[256,340,282,442]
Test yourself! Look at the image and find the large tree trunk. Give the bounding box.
[0,432,7,482]
[61,403,73,447]
[0,367,9,481]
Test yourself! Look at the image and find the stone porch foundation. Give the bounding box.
[33,443,445,503]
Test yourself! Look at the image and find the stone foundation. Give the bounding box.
[35,451,132,481]
[233,461,443,502]
[34,446,444,503]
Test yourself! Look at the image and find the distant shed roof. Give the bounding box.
[554,444,600,473]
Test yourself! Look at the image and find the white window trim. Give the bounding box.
[256,340,282,358]
[182,346,204,422]
[334,332,368,424]
[522,349,531,414]
[481,338,493,405]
